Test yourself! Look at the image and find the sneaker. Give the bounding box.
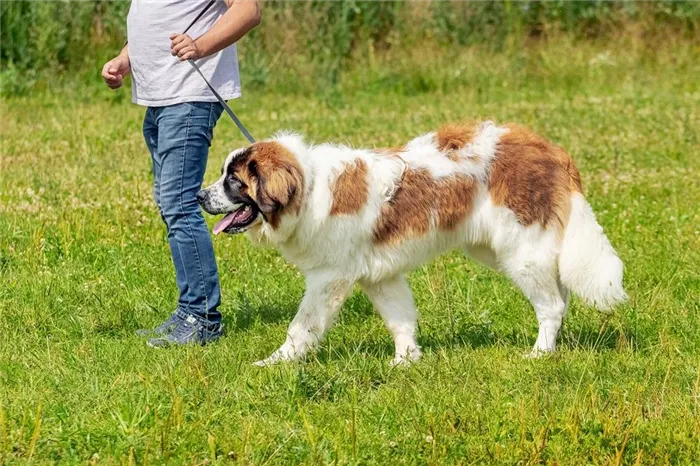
[147,315,223,348]
[135,310,185,337]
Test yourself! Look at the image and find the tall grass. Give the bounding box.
[1,0,699,96]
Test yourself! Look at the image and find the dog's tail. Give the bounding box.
[558,193,626,311]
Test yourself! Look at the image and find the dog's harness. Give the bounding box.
[128,0,256,143]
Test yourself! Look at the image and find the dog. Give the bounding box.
[198,121,626,366]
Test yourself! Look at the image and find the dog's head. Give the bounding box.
[198,141,304,236]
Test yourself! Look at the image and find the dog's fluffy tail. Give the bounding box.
[558,193,626,311]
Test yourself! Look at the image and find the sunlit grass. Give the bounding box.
[1,41,699,464]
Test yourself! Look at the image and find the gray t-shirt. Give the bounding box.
[127,0,241,107]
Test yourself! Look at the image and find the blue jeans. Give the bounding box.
[142,102,224,325]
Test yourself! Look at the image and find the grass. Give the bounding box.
[2,39,700,464]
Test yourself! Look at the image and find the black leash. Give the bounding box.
[182,0,216,34]
[126,0,256,143]
[187,60,255,144]
[183,1,255,143]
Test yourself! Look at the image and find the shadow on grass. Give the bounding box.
[221,290,639,357]
[222,291,297,331]
[560,321,641,352]
[420,320,640,354]
[419,323,500,353]
[222,290,380,333]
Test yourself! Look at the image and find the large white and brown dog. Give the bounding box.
[198,122,626,366]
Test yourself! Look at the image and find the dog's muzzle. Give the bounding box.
[197,189,259,235]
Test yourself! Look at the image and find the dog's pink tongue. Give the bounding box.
[213,213,236,235]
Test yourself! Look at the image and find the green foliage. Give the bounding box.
[2,0,700,96]
[0,62,37,96]
[0,0,128,69]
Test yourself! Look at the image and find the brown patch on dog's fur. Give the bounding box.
[330,159,368,216]
[437,123,477,161]
[489,125,582,230]
[230,142,304,230]
[373,168,476,245]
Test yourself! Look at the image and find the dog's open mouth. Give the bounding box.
[213,203,259,235]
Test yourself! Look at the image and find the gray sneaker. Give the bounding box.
[135,310,186,337]
[147,315,223,348]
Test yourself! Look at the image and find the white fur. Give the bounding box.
[208,125,625,365]
[559,193,627,310]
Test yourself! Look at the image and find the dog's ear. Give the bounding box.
[255,161,302,214]
[246,142,304,227]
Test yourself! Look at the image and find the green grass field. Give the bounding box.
[2,40,699,464]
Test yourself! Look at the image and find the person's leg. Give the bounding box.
[137,107,190,336]
[149,102,224,344]
[143,108,161,209]
[144,107,191,317]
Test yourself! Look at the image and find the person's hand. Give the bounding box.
[101,54,130,90]
[170,33,202,61]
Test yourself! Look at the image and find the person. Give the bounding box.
[101,0,261,347]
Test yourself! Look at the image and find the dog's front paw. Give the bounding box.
[252,353,287,367]
[390,347,422,367]
[523,347,555,359]
[252,357,278,367]
[252,347,298,367]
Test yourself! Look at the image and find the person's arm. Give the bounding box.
[170,0,261,61]
[101,44,130,89]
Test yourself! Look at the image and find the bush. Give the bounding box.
[1,0,699,96]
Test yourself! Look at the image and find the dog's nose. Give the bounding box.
[196,190,208,203]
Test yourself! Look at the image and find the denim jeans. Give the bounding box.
[142,102,224,325]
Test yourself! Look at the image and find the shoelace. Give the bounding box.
[161,311,182,326]
[168,319,198,341]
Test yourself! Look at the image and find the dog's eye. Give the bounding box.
[248,160,258,177]
[227,174,245,188]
